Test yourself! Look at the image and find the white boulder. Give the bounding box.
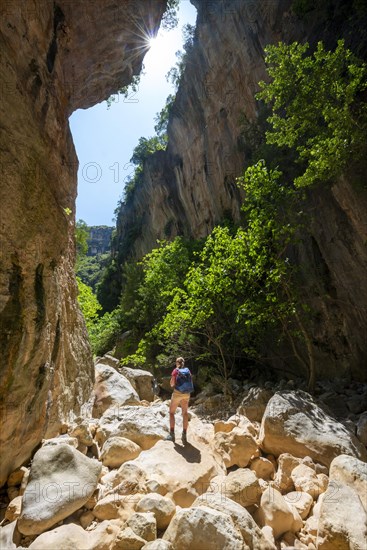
[17,444,101,535]
[259,392,367,466]
[136,493,176,530]
[162,506,244,549]
[95,403,169,449]
[92,363,140,417]
[121,366,154,402]
[100,436,141,468]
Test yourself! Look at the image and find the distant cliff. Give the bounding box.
[111,0,367,381]
[87,226,113,256]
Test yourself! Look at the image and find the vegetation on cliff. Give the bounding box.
[79,40,367,392]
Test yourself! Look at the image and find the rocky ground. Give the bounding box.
[0,355,366,550]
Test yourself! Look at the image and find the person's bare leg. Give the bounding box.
[181,400,189,431]
[169,400,179,432]
[181,400,189,444]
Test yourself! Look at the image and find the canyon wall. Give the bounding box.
[0,0,166,486]
[114,0,367,380]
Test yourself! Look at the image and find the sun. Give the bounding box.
[143,30,179,76]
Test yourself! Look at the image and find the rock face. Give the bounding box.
[112,0,367,382]
[0,0,166,486]
[87,226,113,256]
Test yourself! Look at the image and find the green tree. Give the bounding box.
[159,161,316,393]
[76,276,102,332]
[166,23,195,90]
[75,219,90,259]
[121,237,199,367]
[161,0,180,30]
[154,94,176,138]
[257,40,367,188]
[88,308,123,356]
[124,136,167,201]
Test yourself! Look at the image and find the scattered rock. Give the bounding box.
[0,521,21,549]
[222,468,261,507]
[193,492,276,549]
[96,354,121,369]
[250,456,275,480]
[41,435,79,447]
[255,487,303,540]
[345,393,367,415]
[92,493,139,521]
[272,454,302,494]
[213,428,259,468]
[291,464,328,499]
[95,403,169,449]
[28,523,87,549]
[162,506,244,549]
[17,445,101,535]
[128,511,157,542]
[283,492,313,520]
[142,541,173,550]
[316,483,367,549]
[7,467,28,487]
[111,462,148,494]
[100,436,141,468]
[237,386,273,422]
[114,526,146,549]
[259,392,367,466]
[79,510,94,529]
[136,493,176,530]
[121,366,155,402]
[130,435,224,506]
[213,420,236,433]
[28,520,120,549]
[69,418,94,447]
[329,454,367,511]
[92,363,140,417]
[5,495,22,522]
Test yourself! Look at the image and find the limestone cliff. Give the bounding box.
[0,0,166,486]
[113,0,367,380]
[87,226,113,256]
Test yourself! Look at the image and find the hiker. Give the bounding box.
[166,357,194,444]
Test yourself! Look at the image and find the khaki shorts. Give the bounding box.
[171,389,190,407]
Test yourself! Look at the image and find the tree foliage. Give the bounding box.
[154,94,176,138]
[166,23,196,90]
[257,40,367,188]
[124,136,167,202]
[92,40,366,392]
[76,253,110,292]
[75,219,90,259]
[76,276,102,332]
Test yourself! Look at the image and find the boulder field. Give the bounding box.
[1,358,366,549]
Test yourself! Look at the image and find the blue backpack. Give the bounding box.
[175,367,194,393]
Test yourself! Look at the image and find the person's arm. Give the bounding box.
[170,368,178,388]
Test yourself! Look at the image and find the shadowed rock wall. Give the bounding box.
[0,0,166,486]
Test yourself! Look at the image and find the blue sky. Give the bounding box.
[70,0,197,227]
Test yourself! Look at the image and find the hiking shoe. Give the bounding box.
[182,431,187,445]
[165,431,175,442]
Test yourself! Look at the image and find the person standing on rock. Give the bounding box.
[166,357,194,444]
